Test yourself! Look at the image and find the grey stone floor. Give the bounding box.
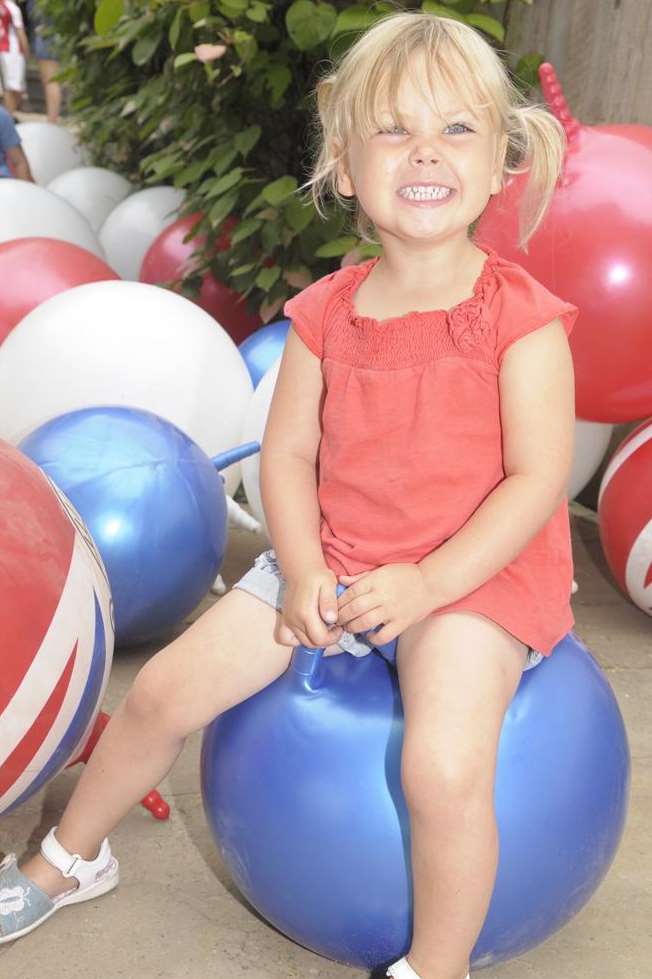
[1,507,650,979]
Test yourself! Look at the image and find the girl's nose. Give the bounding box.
[409,140,440,166]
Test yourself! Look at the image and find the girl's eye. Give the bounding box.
[379,124,407,136]
[445,122,473,135]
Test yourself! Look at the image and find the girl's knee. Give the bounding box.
[124,659,188,738]
[401,741,493,819]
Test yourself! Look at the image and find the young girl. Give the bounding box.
[0,12,578,979]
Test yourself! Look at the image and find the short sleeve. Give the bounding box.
[493,260,579,368]
[283,270,339,359]
[8,1,24,28]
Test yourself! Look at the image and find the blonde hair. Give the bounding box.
[306,10,565,250]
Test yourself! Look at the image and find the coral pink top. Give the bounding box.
[283,245,579,654]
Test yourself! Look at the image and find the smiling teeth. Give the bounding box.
[400,185,452,201]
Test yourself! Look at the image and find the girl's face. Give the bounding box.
[337,54,506,248]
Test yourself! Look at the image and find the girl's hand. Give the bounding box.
[280,568,343,649]
[337,564,434,645]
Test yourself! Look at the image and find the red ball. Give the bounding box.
[477,64,652,423]
[598,419,652,615]
[0,237,119,344]
[140,213,260,344]
[0,440,113,815]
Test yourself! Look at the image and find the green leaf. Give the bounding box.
[284,196,314,233]
[246,1,269,23]
[231,262,257,275]
[234,125,262,157]
[132,33,161,67]
[514,51,544,88]
[189,1,210,23]
[212,145,239,176]
[262,175,297,206]
[217,0,249,19]
[94,0,124,35]
[265,64,292,105]
[233,30,258,61]
[209,188,240,227]
[465,13,505,42]
[174,157,216,187]
[206,166,243,196]
[230,218,263,244]
[420,1,466,21]
[286,1,337,51]
[242,190,267,217]
[174,52,198,69]
[332,5,377,36]
[255,265,281,291]
[315,236,358,258]
[169,8,183,49]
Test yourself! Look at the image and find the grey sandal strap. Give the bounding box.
[0,854,54,939]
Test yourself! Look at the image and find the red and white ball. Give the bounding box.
[598,420,652,615]
[0,441,114,815]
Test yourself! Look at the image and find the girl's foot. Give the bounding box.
[0,828,118,943]
[386,958,470,979]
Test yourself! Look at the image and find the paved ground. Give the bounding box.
[1,506,650,979]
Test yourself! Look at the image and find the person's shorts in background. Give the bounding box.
[0,52,26,92]
[234,549,544,670]
[32,30,55,61]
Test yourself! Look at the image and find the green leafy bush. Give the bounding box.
[43,0,541,321]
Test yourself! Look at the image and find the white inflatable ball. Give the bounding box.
[17,122,86,186]
[48,167,133,234]
[0,180,103,257]
[0,281,253,496]
[241,359,281,529]
[99,186,185,280]
[568,419,614,501]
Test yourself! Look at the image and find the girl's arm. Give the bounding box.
[260,327,327,583]
[417,318,575,605]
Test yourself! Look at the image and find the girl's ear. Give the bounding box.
[337,169,356,198]
[334,144,355,198]
[490,132,508,196]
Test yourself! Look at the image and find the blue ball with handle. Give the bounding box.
[20,405,260,646]
[201,620,629,969]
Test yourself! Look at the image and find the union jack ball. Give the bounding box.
[0,441,114,815]
[598,419,652,616]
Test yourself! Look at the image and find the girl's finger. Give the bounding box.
[338,594,382,628]
[318,580,338,626]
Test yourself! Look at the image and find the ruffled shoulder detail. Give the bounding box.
[445,247,500,352]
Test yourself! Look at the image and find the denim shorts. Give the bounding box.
[233,549,543,671]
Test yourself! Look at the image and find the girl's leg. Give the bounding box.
[21,589,293,898]
[38,59,61,123]
[396,612,528,979]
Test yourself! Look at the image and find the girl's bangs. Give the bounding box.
[346,34,500,141]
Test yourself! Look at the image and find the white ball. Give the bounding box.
[17,122,86,186]
[568,419,614,501]
[241,359,281,529]
[99,186,185,280]
[0,281,253,496]
[48,167,133,234]
[0,180,103,257]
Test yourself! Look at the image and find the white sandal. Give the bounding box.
[0,827,118,943]
[386,956,470,979]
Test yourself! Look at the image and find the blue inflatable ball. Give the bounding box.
[20,406,227,646]
[238,318,290,388]
[201,632,630,970]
